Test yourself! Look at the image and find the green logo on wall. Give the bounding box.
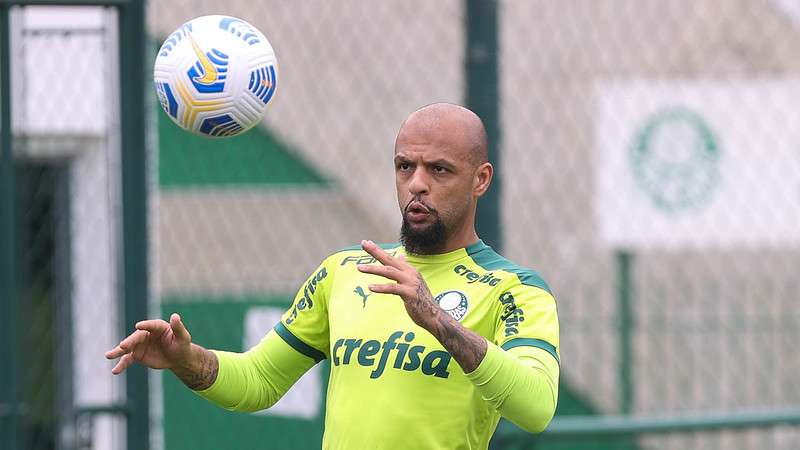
[630,107,721,213]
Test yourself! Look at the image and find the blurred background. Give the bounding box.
[1,0,799,449]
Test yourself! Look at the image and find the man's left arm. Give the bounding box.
[464,343,558,431]
[357,240,559,432]
[465,278,559,433]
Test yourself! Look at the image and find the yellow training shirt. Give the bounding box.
[198,240,560,449]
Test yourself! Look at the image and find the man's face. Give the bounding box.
[394,123,479,254]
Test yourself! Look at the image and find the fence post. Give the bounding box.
[617,251,634,415]
[466,0,501,251]
[118,1,150,449]
[0,4,21,450]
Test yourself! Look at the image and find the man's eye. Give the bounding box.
[433,166,447,173]
[398,163,411,171]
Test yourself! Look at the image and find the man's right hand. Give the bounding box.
[105,312,194,375]
[106,313,219,390]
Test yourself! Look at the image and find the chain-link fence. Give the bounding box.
[148,1,800,449]
[499,2,800,449]
[1,4,138,450]
[2,1,800,449]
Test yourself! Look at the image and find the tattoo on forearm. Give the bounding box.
[413,276,441,321]
[413,274,487,373]
[176,348,219,391]
[433,315,487,373]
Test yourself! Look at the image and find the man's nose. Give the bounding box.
[408,169,430,196]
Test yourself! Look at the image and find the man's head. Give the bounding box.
[394,103,493,255]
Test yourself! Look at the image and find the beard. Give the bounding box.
[400,201,448,255]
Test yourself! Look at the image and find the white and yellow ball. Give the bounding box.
[154,15,278,137]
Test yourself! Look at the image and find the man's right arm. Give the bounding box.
[107,258,333,411]
[194,329,317,412]
[196,256,333,411]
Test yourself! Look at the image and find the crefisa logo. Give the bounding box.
[435,291,469,321]
[285,267,328,324]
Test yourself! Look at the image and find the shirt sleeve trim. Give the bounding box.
[274,322,326,363]
[501,338,559,364]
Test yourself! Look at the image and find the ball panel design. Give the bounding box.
[199,114,243,137]
[248,65,277,105]
[157,22,193,58]
[155,82,179,119]
[218,16,265,46]
[186,44,228,94]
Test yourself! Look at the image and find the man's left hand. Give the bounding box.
[356,240,442,330]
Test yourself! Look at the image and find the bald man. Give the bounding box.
[106,103,560,449]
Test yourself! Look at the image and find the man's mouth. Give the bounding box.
[405,201,431,222]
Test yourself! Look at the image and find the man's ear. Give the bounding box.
[473,162,493,197]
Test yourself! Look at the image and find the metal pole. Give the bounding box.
[465,0,501,252]
[118,1,149,449]
[541,408,800,437]
[54,167,76,450]
[1,0,132,5]
[0,4,20,450]
[616,251,634,415]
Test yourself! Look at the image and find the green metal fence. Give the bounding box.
[0,1,148,449]
[2,1,800,450]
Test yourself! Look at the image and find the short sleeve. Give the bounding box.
[494,281,560,365]
[276,258,333,362]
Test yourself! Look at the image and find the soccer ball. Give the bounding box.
[154,15,278,137]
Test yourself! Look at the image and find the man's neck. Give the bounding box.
[439,227,480,254]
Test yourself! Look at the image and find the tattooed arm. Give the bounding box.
[171,344,219,390]
[408,274,487,372]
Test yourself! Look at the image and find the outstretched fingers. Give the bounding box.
[169,313,191,344]
[105,329,150,360]
[135,319,169,334]
[368,282,406,296]
[111,353,135,375]
[357,263,402,281]
[105,343,124,359]
[361,240,403,268]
